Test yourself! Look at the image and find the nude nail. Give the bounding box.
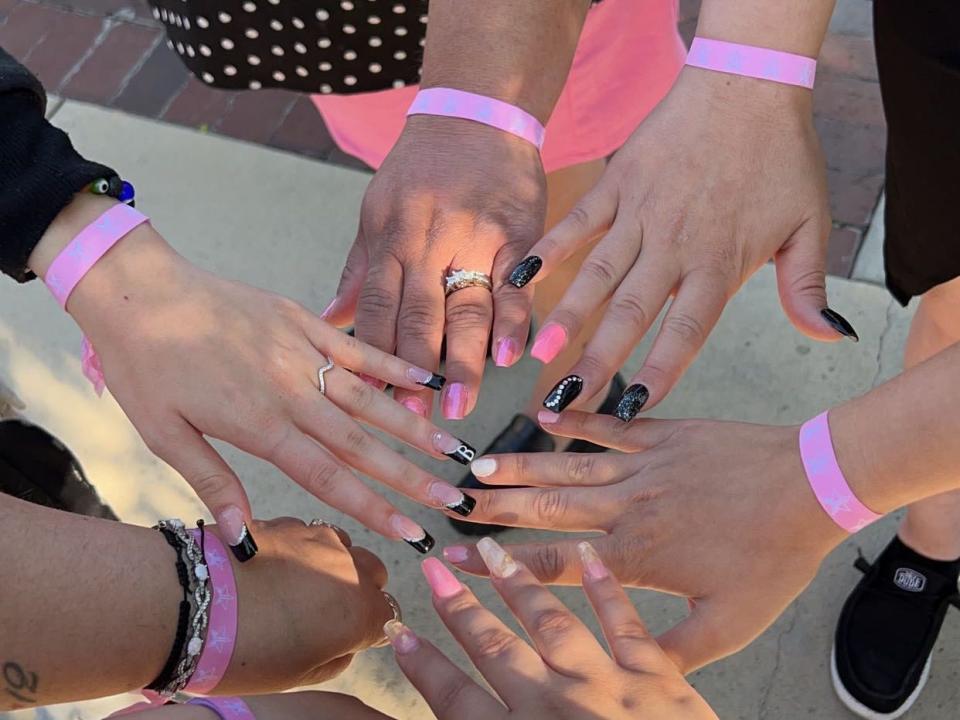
[477,537,519,579]
[402,397,428,417]
[493,337,518,367]
[320,297,339,319]
[470,457,497,478]
[577,541,609,581]
[538,410,560,425]
[384,620,420,655]
[530,323,568,364]
[443,545,470,563]
[421,557,463,599]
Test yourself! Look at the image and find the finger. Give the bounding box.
[775,216,856,342]
[420,557,547,700]
[465,486,617,532]
[467,450,633,487]
[556,251,675,411]
[324,234,369,327]
[393,269,446,417]
[535,411,678,452]
[490,244,535,370]
[529,220,641,365]
[624,269,730,415]
[385,622,504,720]
[442,284,493,420]
[269,430,433,550]
[447,538,614,586]
[350,546,390,590]
[353,254,404,357]
[476,538,607,675]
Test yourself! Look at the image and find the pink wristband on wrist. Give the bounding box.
[686,37,817,89]
[187,698,256,720]
[406,87,546,150]
[799,411,881,533]
[43,203,149,309]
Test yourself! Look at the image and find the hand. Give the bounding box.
[130,691,395,720]
[384,540,717,719]
[446,412,848,672]
[64,222,478,548]
[324,115,547,421]
[513,68,849,416]
[211,518,393,692]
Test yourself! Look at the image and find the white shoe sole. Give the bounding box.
[830,645,931,719]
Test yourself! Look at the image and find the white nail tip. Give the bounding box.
[471,458,497,478]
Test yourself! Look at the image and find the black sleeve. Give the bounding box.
[0,47,117,283]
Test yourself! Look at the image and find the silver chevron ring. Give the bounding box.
[317,357,335,396]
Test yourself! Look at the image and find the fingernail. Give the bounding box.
[508,255,543,288]
[577,541,609,580]
[432,430,477,465]
[537,410,560,425]
[384,619,420,655]
[390,514,436,554]
[429,482,475,517]
[320,296,339,319]
[530,323,568,364]
[443,545,470,563]
[477,537,519,579]
[821,308,859,342]
[407,367,445,391]
[470,457,497,478]
[402,397,429,418]
[441,382,468,420]
[493,337,518,367]
[421,557,463,598]
[358,373,387,390]
[217,506,258,562]
[614,383,649,422]
[543,374,583,412]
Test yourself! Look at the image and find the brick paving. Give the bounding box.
[2,0,885,276]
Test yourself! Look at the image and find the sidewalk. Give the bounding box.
[1,100,954,720]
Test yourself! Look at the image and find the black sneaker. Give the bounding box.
[832,536,960,719]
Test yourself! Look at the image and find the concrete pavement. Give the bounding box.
[2,102,954,720]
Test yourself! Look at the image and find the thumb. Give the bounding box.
[323,234,369,328]
[656,598,758,674]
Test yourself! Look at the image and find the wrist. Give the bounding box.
[676,64,812,121]
[28,193,119,278]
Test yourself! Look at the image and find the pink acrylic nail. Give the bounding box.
[530,323,568,364]
[384,620,420,655]
[577,541,609,581]
[493,337,518,367]
[442,382,468,420]
[538,410,561,425]
[421,557,462,599]
[402,397,428,417]
[443,545,470,563]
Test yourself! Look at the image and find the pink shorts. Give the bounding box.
[312,0,687,173]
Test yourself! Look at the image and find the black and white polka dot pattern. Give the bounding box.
[149,0,428,93]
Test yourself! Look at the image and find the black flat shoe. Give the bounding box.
[449,373,626,536]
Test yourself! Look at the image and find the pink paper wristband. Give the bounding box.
[43,203,149,309]
[799,411,882,533]
[187,698,256,720]
[686,37,817,89]
[406,87,546,150]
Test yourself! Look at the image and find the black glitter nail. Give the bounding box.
[614,383,649,422]
[445,439,478,466]
[228,523,259,562]
[445,493,476,517]
[418,372,446,391]
[508,256,543,288]
[543,375,583,412]
[404,531,436,554]
[821,308,859,342]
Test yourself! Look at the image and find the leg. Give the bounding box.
[897,275,960,559]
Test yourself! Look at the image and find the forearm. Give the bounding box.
[419,0,589,123]
[696,0,836,55]
[831,341,960,513]
[0,492,177,709]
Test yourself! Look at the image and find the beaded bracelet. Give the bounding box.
[146,527,194,693]
[87,175,136,205]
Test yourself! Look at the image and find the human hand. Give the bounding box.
[510,68,855,417]
[128,691,394,720]
[445,412,848,672]
[65,223,477,554]
[324,115,547,421]
[384,539,717,719]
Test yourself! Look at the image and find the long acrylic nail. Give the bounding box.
[577,541,609,581]
[543,374,583,412]
[432,430,477,465]
[508,256,543,288]
[470,457,497,478]
[429,482,475,517]
[443,545,470,563]
[441,382,468,420]
[821,308,859,342]
[614,383,649,422]
[493,337,518,368]
[477,537,520,578]
[217,506,258,562]
[407,367,446,391]
[384,619,420,655]
[402,397,429,418]
[421,557,463,598]
[390,514,435,554]
[530,323,568,364]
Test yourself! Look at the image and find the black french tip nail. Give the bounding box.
[229,523,259,562]
[445,439,478,466]
[821,308,859,342]
[508,256,543,288]
[446,492,476,517]
[543,374,583,412]
[614,383,649,422]
[418,373,446,391]
[404,531,436,554]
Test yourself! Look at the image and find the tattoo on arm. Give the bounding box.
[3,661,38,704]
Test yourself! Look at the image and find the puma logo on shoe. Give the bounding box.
[894,567,927,592]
